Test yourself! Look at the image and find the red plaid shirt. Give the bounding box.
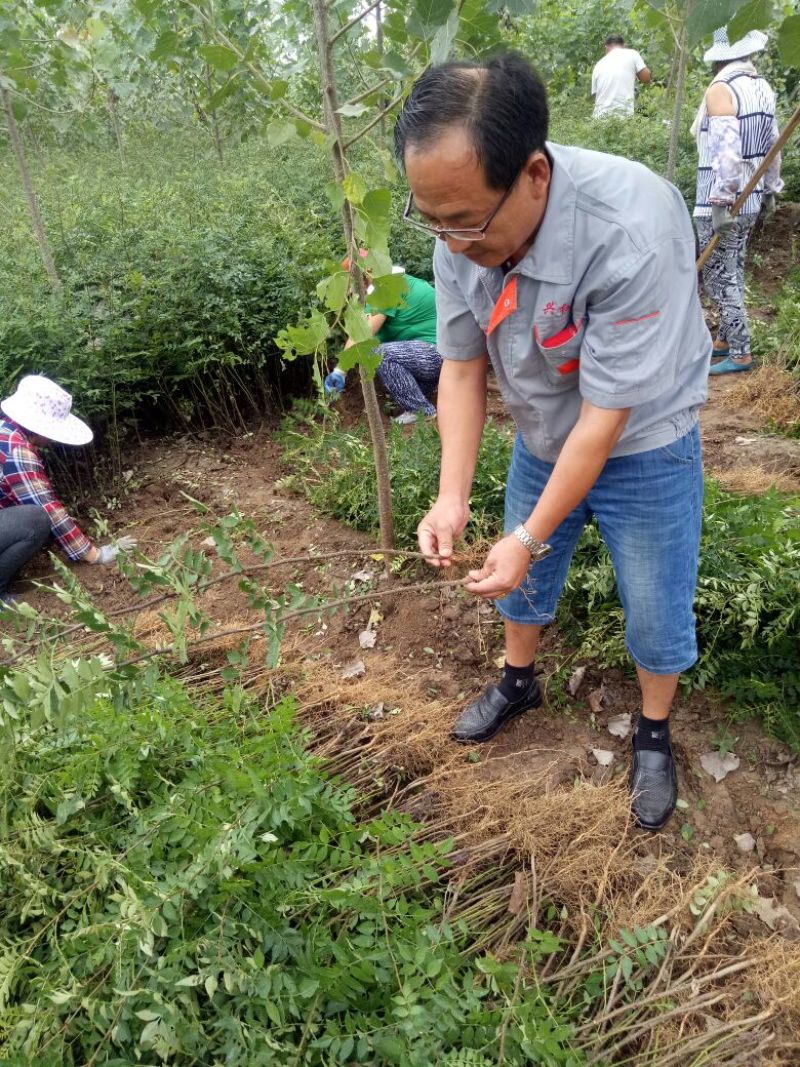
[0,418,93,561]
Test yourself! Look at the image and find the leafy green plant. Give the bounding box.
[280,406,512,548]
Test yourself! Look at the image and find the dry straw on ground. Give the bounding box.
[721,366,800,430]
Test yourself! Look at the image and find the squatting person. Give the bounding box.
[394,52,711,832]
[0,375,135,603]
[324,250,442,424]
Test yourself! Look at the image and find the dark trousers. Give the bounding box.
[0,505,51,595]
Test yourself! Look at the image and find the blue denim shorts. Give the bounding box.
[497,425,703,675]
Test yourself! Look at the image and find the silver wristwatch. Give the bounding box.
[512,523,552,562]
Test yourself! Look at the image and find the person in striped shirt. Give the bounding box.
[0,375,135,603]
[692,28,783,375]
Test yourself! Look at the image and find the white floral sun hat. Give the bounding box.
[1,375,93,446]
[704,28,768,63]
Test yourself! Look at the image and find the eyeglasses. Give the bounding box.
[401,177,518,242]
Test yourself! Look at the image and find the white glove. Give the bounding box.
[95,536,137,565]
[711,204,736,236]
[761,192,777,217]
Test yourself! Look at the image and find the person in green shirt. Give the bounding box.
[324,251,442,424]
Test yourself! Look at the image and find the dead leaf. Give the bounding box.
[734,832,756,853]
[494,654,506,669]
[358,629,377,649]
[607,713,632,740]
[367,607,382,627]
[567,665,586,696]
[591,748,615,767]
[700,751,740,782]
[754,895,799,932]
[352,569,373,583]
[341,659,366,680]
[587,684,606,716]
[201,536,216,548]
[507,871,526,916]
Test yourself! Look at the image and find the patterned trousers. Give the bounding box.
[695,213,758,356]
[376,340,442,415]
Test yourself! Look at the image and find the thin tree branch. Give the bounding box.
[330,0,382,44]
[343,73,393,108]
[344,86,405,148]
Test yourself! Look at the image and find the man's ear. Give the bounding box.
[522,151,551,199]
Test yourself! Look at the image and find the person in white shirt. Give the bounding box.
[591,35,651,118]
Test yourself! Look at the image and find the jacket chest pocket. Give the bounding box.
[533,318,585,388]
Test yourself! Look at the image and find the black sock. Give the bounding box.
[498,661,535,701]
[634,713,671,753]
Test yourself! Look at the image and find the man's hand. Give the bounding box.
[711,204,736,236]
[417,497,470,568]
[464,534,532,599]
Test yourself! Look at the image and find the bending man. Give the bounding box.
[395,53,710,832]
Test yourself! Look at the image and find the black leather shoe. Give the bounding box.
[451,678,542,744]
[630,743,678,831]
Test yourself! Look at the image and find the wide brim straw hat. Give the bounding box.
[1,374,93,446]
[704,28,768,63]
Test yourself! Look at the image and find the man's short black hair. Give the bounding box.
[605,34,625,46]
[393,51,548,191]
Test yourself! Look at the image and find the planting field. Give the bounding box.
[5,348,797,1063]
[2,0,800,1061]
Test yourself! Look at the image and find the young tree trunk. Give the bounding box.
[108,86,125,166]
[204,64,224,163]
[310,0,395,552]
[1,84,61,291]
[376,1,386,144]
[666,26,688,183]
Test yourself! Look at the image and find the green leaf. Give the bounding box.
[431,8,459,64]
[152,29,178,60]
[343,172,368,205]
[343,298,374,343]
[686,0,751,47]
[337,338,382,376]
[317,271,350,313]
[367,272,409,312]
[373,1035,406,1061]
[337,102,369,117]
[408,0,455,40]
[778,14,800,66]
[275,309,330,358]
[199,44,238,72]
[728,0,775,38]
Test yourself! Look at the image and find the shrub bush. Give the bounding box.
[0,655,576,1064]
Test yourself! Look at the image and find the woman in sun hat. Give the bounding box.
[692,27,783,376]
[323,248,442,425]
[0,375,135,602]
